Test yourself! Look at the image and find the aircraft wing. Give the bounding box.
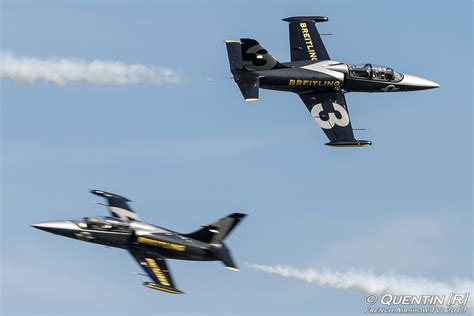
[283,16,330,62]
[298,91,371,147]
[90,189,140,221]
[129,248,183,294]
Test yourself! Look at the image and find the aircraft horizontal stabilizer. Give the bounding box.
[235,73,259,101]
[213,245,239,271]
[225,41,260,101]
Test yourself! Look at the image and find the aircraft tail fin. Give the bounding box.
[225,39,272,101]
[225,40,244,72]
[183,213,247,244]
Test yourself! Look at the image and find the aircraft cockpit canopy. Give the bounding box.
[78,216,130,232]
[348,64,403,82]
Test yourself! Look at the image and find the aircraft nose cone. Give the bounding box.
[32,221,78,234]
[401,74,440,89]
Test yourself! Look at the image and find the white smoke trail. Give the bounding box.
[0,50,181,85]
[247,263,473,302]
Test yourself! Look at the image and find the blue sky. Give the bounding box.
[1,1,472,315]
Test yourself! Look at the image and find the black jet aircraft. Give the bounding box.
[225,16,439,147]
[32,190,246,294]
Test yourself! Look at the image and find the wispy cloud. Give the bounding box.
[247,263,473,306]
[0,50,181,85]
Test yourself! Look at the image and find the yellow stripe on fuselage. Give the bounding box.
[137,236,186,252]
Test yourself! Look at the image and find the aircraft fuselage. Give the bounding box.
[32,190,245,294]
[32,219,216,262]
[255,60,439,94]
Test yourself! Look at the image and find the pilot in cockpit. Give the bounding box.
[385,68,394,81]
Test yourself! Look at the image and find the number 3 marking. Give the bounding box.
[311,103,350,129]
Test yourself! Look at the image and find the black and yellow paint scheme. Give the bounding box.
[225,16,439,147]
[32,189,247,294]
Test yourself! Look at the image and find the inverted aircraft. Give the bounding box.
[32,190,246,294]
[225,16,439,147]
